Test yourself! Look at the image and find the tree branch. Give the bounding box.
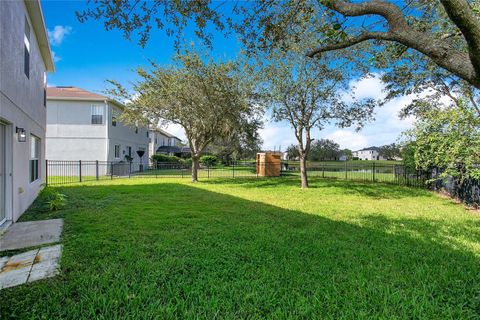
[306,31,393,57]
[439,0,480,79]
[309,0,480,89]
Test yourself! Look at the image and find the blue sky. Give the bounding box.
[42,0,415,151]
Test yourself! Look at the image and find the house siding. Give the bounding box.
[46,100,149,164]
[0,0,50,223]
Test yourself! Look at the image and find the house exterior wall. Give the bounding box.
[353,149,386,161]
[46,101,149,165]
[46,100,108,161]
[0,0,49,223]
[107,104,149,164]
[148,130,182,157]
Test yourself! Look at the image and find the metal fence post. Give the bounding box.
[207,165,210,178]
[232,161,235,178]
[79,160,82,182]
[372,162,376,181]
[45,159,48,186]
[322,163,325,178]
[110,162,113,180]
[129,162,132,178]
[96,160,99,180]
[345,161,347,179]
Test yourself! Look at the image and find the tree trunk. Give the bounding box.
[300,154,309,189]
[191,155,200,182]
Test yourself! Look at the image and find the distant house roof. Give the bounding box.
[47,86,124,108]
[25,0,54,72]
[47,86,106,100]
[355,146,380,152]
[155,146,190,154]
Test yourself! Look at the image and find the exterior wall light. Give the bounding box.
[16,127,26,142]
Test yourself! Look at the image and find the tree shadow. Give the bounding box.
[200,177,431,199]
[3,182,480,319]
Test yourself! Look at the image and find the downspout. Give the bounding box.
[104,100,110,162]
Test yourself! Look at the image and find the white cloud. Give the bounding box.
[259,75,417,151]
[51,51,61,62]
[324,130,368,151]
[48,25,72,46]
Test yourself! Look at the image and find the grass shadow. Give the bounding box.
[2,181,479,319]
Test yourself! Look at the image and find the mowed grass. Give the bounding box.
[1,178,479,319]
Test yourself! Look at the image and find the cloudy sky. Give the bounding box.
[42,1,415,152]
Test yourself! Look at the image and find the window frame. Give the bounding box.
[29,135,40,183]
[91,104,104,125]
[24,17,30,78]
[114,144,121,159]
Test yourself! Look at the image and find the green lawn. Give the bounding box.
[1,178,479,319]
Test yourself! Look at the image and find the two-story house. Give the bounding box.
[46,87,149,167]
[0,0,54,228]
[353,147,387,161]
[148,127,184,160]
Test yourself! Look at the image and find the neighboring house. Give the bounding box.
[339,154,348,161]
[352,147,387,161]
[0,0,54,227]
[148,127,184,160]
[46,87,149,166]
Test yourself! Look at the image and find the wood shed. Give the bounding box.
[256,152,281,177]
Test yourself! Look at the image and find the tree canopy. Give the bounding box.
[108,49,262,181]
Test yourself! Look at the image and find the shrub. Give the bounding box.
[200,155,218,166]
[34,186,68,212]
[151,154,181,163]
[180,158,192,166]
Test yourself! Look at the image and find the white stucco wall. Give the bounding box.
[46,101,149,164]
[46,100,108,161]
[0,0,48,223]
[107,104,149,163]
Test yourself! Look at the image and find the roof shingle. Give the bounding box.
[47,86,106,100]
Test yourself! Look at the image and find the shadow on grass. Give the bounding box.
[200,176,431,199]
[2,182,479,319]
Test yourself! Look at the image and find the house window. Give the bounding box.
[146,131,149,138]
[112,115,117,126]
[114,144,120,158]
[135,126,138,134]
[43,73,47,107]
[91,105,103,124]
[127,146,132,157]
[30,135,40,182]
[155,137,157,144]
[24,17,30,78]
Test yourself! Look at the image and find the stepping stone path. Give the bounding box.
[0,244,62,289]
[0,219,63,251]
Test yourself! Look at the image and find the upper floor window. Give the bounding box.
[135,126,138,134]
[91,105,103,124]
[24,17,30,78]
[112,115,117,126]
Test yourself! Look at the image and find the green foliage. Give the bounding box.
[285,144,300,160]
[404,102,480,179]
[180,158,192,166]
[31,186,68,213]
[200,155,218,167]
[378,143,401,160]
[151,154,181,163]
[308,139,341,161]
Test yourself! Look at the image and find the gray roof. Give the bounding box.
[355,146,380,152]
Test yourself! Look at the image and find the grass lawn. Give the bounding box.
[1,178,479,319]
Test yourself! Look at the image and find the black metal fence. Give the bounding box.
[45,159,429,188]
